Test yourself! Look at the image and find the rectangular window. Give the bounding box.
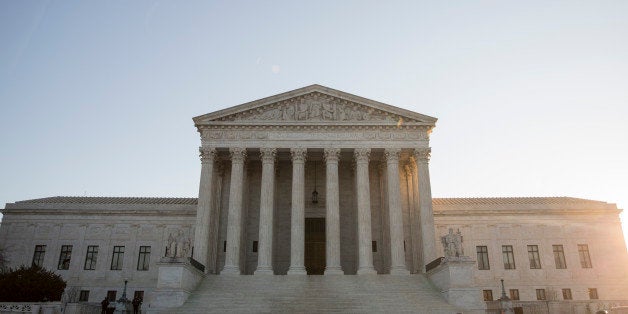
[553,245,567,269]
[562,288,572,300]
[483,290,493,301]
[57,245,72,270]
[134,291,144,301]
[223,241,226,253]
[509,289,520,301]
[527,245,541,269]
[372,241,377,253]
[502,245,516,269]
[579,244,592,268]
[32,245,46,267]
[79,290,90,302]
[252,241,258,253]
[84,245,98,270]
[107,290,117,302]
[476,246,490,270]
[589,288,598,299]
[536,289,546,301]
[110,246,124,270]
[137,246,150,271]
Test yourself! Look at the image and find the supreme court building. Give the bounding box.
[1,85,627,313]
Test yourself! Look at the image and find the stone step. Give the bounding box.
[173,275,462,314]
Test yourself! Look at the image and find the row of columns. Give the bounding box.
[193,147,436,275]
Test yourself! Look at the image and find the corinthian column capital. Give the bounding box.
[323,148,340,163]
[290,148,307,163]
[403,162,416,177]
[354,148,371,163]
[199,147,217,163]
[229,147,247,163]
[384,148,401,163]
[414,147,431,163]
[260,147,277,164]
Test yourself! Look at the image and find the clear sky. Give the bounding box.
[1,1,627,249]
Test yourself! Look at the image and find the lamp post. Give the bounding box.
[115,278,130,313]
[498,279,514,314]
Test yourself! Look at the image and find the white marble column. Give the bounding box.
[405,162,422,274]
[355,148,377,275]
[254,147,276,275]
[193,147,216,272]
[221,147,246,275]
[415,147,437,268]
[385,148,410,275]
[287,148,307,275]
[324,148,343,275]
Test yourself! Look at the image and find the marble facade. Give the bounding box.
[1,85,627,312]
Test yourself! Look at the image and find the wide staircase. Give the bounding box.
[174,275,462,313]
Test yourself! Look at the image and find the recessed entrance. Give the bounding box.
[305,218,326,275]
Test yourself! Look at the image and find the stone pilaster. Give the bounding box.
[323,148,343,275]
[415,147,437,269]
[355,148,377,275]
[221,147,246,275]
[287,148,307,275]
[254,147,276,275]
[385,148,410,275]
[193,147,216,272]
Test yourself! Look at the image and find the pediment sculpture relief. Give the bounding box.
[218,93,411,123]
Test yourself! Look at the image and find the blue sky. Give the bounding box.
[1,1,627,248]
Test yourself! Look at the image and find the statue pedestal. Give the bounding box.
[427,256,485,313]
[145,257,205,313]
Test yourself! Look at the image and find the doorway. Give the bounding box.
[305,218,326,275]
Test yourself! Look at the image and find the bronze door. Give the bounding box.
[305,218,326,275]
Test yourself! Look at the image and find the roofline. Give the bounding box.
[192,84,438,125]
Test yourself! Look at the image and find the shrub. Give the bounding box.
[0,265,67,302]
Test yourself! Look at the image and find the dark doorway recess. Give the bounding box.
[305,218,326,275]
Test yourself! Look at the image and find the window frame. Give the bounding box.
[137,246,151,271]
[588,288,598,300]
[509,289,520,301]
[32,245,46,268]
[578,244,592,268]
[110,246,125,270]
[553,244,567,269]
[483,290,493,301]
[536,289,547,301]
[84,245,99,270]
[527,245,541,269]
[57,245,73,270]
[476,246,490,270]
[79,290,90,302]
[502,245,516,269]
[562,288,572,300]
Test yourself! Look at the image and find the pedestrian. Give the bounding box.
[132,296,142,314]
[100,297,109,314]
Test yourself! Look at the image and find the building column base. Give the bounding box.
[253,267,274,275]
[390,267,410,275]
[220,265,241,275]
[287,266,307,275]
[357,267,377,275]
[324,266,344,275]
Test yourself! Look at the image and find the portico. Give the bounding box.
[191,85,438,275]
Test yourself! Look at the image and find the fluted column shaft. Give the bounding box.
[416,148,437,268]
[287,148,307,275]
[406,163,422,273]
[255,148,276,275]
[324,148,343,275]
[221,147,247,275]
[385,148,410,275]
[193,147,216,272]
[355,148,377,275]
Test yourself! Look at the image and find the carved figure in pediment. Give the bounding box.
[282,105,295,120]
[297,102,309,120]
[165,232,176,257]
[322,102,335,120]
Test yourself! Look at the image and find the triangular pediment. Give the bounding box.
[193,84,437,126]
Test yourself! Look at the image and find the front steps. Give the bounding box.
[173,275,463,313]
